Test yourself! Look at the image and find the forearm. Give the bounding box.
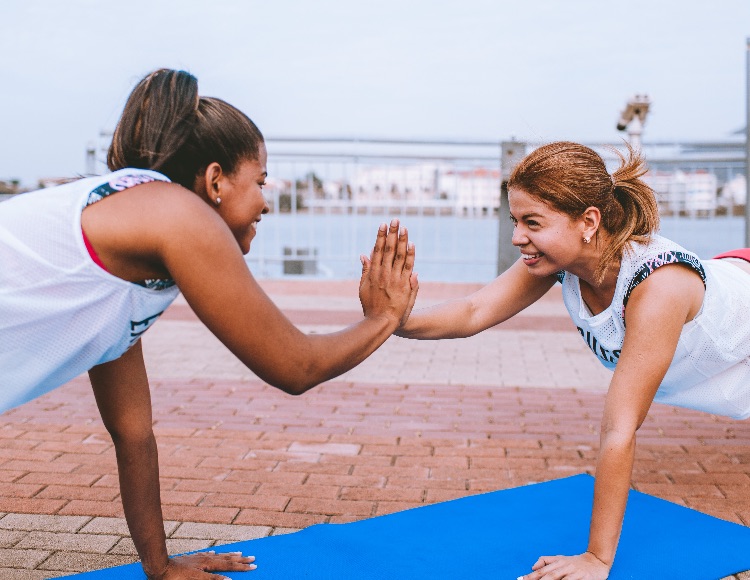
[266,313,397,394]
[395,298,477,339]
[587,430,636,566]
[114,433,169,578]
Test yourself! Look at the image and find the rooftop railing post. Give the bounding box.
[497,140,526,276]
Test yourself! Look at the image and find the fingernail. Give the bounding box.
[379,223,387,231]
[390,218,398,227]
[400,227,407,236]
[408,242,414,251]
[230,551,242,555]
[249,564,257,570]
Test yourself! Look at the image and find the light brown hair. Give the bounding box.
[507,141,659,281]
[107,69,264,190]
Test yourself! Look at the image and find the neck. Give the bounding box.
[568,240,620,297]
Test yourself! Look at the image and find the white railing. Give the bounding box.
[79,135,747,282]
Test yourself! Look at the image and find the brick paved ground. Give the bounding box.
[0,280,748,579]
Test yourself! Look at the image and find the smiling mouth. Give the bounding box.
[521,252,543,260]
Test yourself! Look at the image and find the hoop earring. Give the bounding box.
[583,236,591,244]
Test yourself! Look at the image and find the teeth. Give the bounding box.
[521,253,540,260]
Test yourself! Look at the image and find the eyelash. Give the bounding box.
[509,216,540,228]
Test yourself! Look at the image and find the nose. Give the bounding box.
[262,200,270,214]
[511,224,527,247]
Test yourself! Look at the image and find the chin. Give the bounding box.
[526,264,557,278]
[237,232,255,255]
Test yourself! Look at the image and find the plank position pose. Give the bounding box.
[0,69,418,580]
[395,141,750,580]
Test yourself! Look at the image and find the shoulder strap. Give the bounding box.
[622,250,706,310]
[86,171,170,206]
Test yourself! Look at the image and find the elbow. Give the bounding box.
[277,377,316,396]
[264,360,322,396]
[599,420,637,450]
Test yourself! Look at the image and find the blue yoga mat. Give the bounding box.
[60,474,750,579]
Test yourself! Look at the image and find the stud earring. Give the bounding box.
[214,197,222,206]
[583,236,591,244]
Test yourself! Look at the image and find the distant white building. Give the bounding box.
[442,167,500,214]
[299,162,501,213]
[645,170,719,216]
[719,174,747,207]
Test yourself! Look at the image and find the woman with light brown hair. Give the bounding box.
[395,141,750,579]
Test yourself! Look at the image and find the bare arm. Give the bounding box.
[521,263,705,580]
[169,215,416,394]
[88,342,254,579]
[396,258,556,339]
[587,264,703,565]
[83,184,417,395]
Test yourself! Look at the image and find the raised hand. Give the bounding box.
[149,551,256,579]
[517,552,610,580]
[359,218,418,328]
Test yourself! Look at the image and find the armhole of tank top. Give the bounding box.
[622,251,707,312]
[82,171,176,290]
[81,227,110,273]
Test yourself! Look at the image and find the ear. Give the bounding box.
[581,206,601,241]
[196,162,224,205]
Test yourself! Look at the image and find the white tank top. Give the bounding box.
[559,234,750,419]
[0,169,180,413]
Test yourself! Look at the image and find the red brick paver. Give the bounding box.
[0,280,748,578]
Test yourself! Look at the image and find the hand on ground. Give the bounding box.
[517,552,610,580]
[150,550,256,579]
[359,218,418,327]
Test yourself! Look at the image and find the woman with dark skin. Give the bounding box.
[0,69,418,579]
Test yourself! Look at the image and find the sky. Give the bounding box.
[1,0,749,186]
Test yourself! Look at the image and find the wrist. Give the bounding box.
[586,550,612,567]
[143,557,170,580]
[365,311,400,331]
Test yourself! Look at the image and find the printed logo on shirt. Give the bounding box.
[622,250,707,317]
[129,311,164,345]
[577,326,621,365]
[86,174,164,206]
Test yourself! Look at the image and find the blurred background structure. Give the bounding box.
[1,2,748,282]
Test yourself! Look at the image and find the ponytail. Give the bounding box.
[107,69,264,190]
[603,144,659,279]
[508,141,659,282]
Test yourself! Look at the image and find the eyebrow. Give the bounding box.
[509,212,544,220]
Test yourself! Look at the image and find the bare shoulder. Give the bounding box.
[81,180,234,281]
[123,181,217,222]
[86,181,225,240]
[630,261,705,295]
[626,262,705,323]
